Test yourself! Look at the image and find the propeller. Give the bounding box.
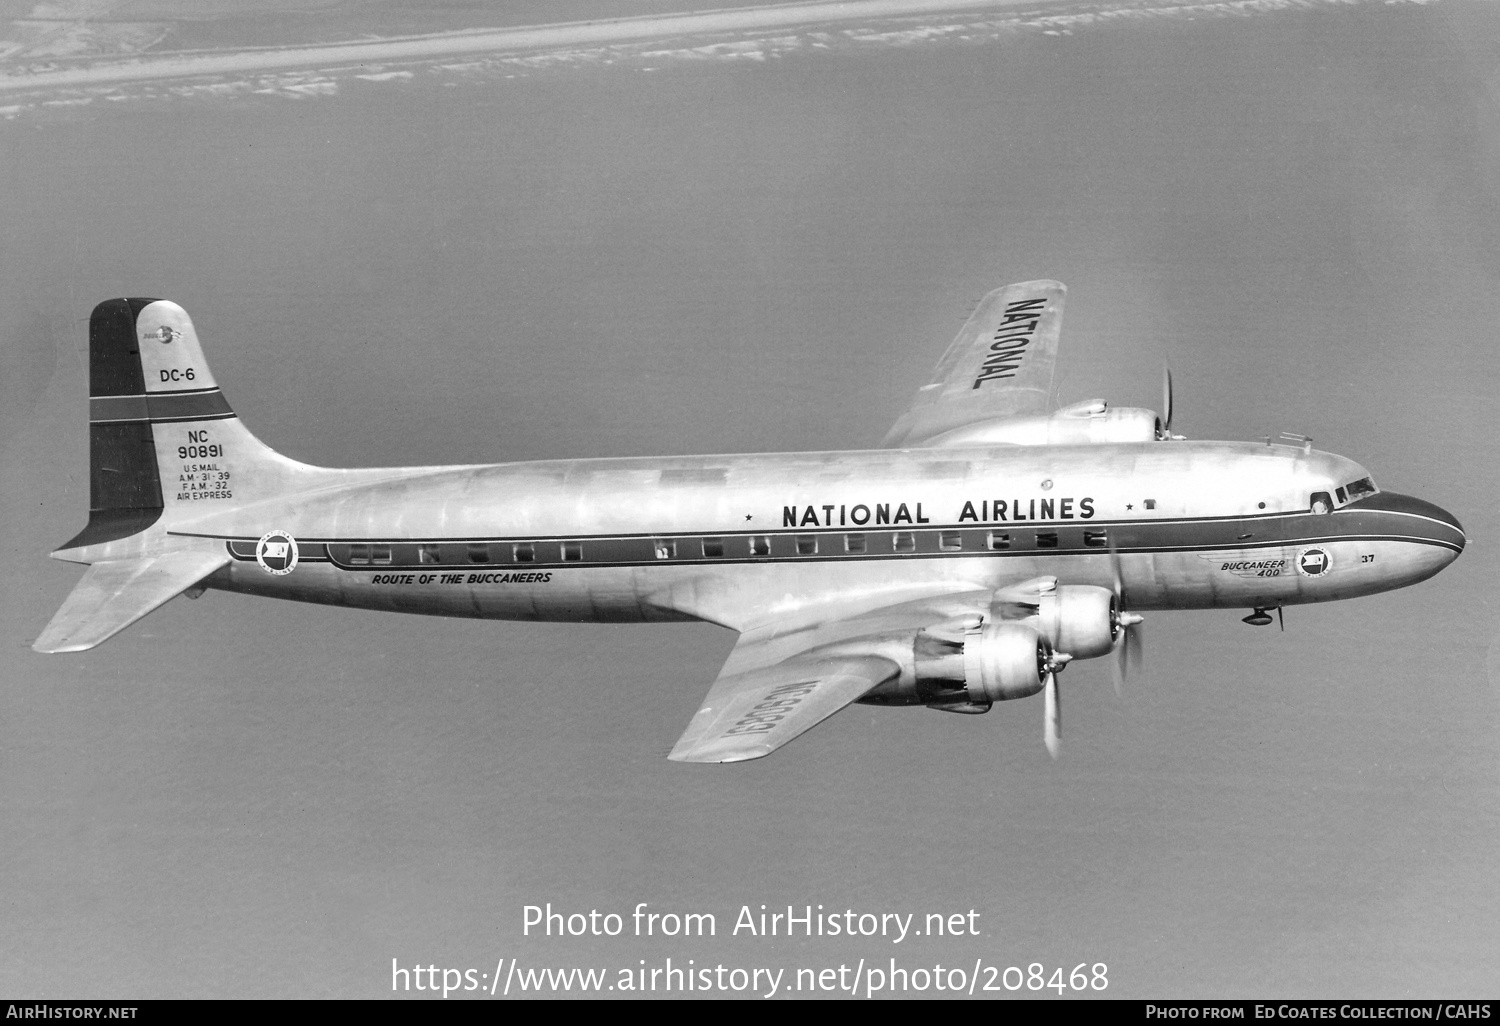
[1043,671,1061,759]
[1108,539,1145,695]
[1162,365,1174,437]
[1039,650,1071,757]
[1158,365,1186,441]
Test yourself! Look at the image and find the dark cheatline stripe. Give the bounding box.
[90,389,235,423]
[89,395,148,422]
[212,506,1458,571]
[149,389,235,422]
[1339,491,1466,547]
[225,541,329,561]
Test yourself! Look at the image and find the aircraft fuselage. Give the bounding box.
[156,439,1463,631]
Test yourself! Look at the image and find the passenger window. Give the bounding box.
[749,535,770,556]
[419,544,441,564]
[653,539,676,560]
[702,537,724,558]
[349,543,370,564]
[796,535,817,556]
[893,532,916,553]
[467,543,489,564]
[938,530,962,551]
[845,534,866,554]
[987,532,1010,550]
[372,545,392,565]
[1036,531,1059,548]
[513,542,535,562]
[561,541,582,562]
[1310,491,1332,515]
[1084,531,1108,548]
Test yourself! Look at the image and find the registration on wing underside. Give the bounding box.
[668,647,900,763]
[882,280,1065,448]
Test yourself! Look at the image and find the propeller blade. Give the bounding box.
[1043,672,1060,758]
[1127,620,1145,673]
[1162,365,1174,436]
[1106,535,1146,694]
[1277,606,1284,632]
[1108,538,1129,694]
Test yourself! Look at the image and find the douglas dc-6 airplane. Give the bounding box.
[34,282,1465,762]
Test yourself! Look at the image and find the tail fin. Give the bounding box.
[37,298,326,653]
[57,297,318,558]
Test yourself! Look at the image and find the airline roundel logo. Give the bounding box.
[256,531,299,576]
[1297,547,1331,577]
[144,325,182,344]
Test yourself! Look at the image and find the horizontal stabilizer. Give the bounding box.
[32,550,230,654]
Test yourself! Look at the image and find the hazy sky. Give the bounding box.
[2,0,1497,999]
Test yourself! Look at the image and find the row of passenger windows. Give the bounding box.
[342,529,1111,565]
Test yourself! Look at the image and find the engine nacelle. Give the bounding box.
[961,622,1048,703]
[921,400,1162,447]
[866,621,1050,708]
[1035,585,1116,660]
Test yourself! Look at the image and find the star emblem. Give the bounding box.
[1126,504,1134,510]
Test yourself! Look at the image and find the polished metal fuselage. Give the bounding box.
[146,439,1463,632]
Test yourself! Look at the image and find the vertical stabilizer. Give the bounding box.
[57,298,323,559]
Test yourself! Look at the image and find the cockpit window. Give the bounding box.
[1345,477,1377,501]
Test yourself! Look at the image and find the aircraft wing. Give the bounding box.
[882,280,1065,448]
[667,587,1018,764]
[667,646,899,764]
[32,550,230,654]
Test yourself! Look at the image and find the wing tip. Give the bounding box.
[31,637,92,655]
[666,742,773,764]
[981,278,1065,299]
